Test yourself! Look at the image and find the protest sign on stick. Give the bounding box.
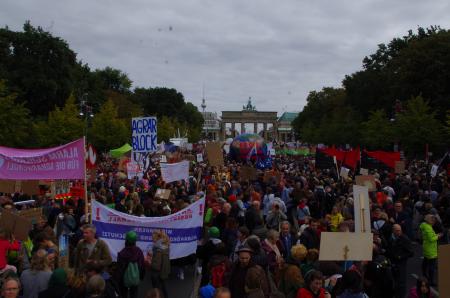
[353,185,371,233]
[319,232,373,261]
[355,175,377,192]
[205,142,224,167]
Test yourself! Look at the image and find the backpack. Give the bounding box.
[123,262,140,288]
[210,262,226,288]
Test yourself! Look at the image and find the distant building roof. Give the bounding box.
[278,112,299,122]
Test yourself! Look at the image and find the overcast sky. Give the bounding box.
[1,1,449,115]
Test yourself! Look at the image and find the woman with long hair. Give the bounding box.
[20,249,52,298]
[149,230,170,298]
[408,277,436,298]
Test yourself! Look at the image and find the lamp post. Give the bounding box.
[79,93,94,142]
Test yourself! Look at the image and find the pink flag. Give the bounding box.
[0,138,85,180]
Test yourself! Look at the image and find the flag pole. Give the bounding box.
[83,136,89,223]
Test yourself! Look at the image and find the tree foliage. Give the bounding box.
[90,99,129,151]
[0,22,203,150]
[0,81,31,147]
[294,27,450,154]
[34,94,84,147]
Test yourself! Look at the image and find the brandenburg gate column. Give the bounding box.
[254,123,257,134]
[231,122,236,138]
[263,122,267,139]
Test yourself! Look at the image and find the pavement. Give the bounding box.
[135,242,439,298]
[138,265,197,298]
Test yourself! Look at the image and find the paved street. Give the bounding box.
[138,266,197,298]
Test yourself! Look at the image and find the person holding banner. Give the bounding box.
[149,230,170,298]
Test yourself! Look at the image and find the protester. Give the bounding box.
[407,277,435,298]
[73,224,112,274]
[419,214,441,286]
[388,224,413,298]
[297,270,329,298]
[150,230,170,298]
[20,249,52,298]
[116,231,145,298]
[0,229,19,274]
[1,277,20,298]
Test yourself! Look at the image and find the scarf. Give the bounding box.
[264,238,281,259]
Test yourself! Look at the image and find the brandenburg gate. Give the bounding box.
[221,99,278,141]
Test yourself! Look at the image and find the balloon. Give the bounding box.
[229,133,268,161]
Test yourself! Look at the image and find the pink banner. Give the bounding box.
[0,138,85,180]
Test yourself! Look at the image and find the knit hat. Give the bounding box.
[199,284,216,298]
[126,230,137,243]
[208,226,220,238]
[49,268,67,287]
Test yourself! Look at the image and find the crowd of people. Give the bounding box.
[0,145,449,298]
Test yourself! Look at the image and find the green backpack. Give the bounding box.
[123,262,140,288]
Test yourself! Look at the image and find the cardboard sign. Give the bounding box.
[340,167,350,180]
[0,180,16,193]
[0,211,33,241]
[359,168,369,176]
[155,189,171,200]
[196,153,203,163]
[19,180,40,195]
[240,166,257,181]
[205,142,224,167]
[353,185,371,233]
[394,161,405,174]
[438,244,450,298]
[319,232,373,261]
[14,217,32,241]
[0,210,16,234]
[355,175,377,192]
[18,208,42,224]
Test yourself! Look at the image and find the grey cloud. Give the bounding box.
[1,0,450,114]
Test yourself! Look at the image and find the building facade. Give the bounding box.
[277,112,298,142]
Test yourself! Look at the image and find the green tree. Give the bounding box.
[34,94,84,146]
[0,22,78,116]
[90,99,129,151]
[361,110,394,149]
[157,116,177,142]
[94,67,132,94]
[394,96,444,155]
[0,81,31,147]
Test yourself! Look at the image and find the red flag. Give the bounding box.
[365,150,400,169]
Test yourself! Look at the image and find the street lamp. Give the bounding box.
[79,93,94,142]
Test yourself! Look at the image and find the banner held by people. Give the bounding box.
[92,197,204,260]
[0,138,85,180]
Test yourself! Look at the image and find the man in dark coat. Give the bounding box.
[387,224,413,298]
[299,218,320,249]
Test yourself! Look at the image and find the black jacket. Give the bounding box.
[388,234,413,264]
[299,227,320,250]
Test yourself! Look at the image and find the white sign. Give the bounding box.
[92,198,205,260]
[126,162,141,179]
[160,160,189,183]
[269,149,276,156]
[353,185,371,233]
[340,167,350,179]
[430,164,439,178]
[360,168,369,176]
[196,153,203,163]
[160,155,167,163]
[131,117,157,153]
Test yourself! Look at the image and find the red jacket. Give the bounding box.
[297,287,326,298]
[0,239,20,269]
